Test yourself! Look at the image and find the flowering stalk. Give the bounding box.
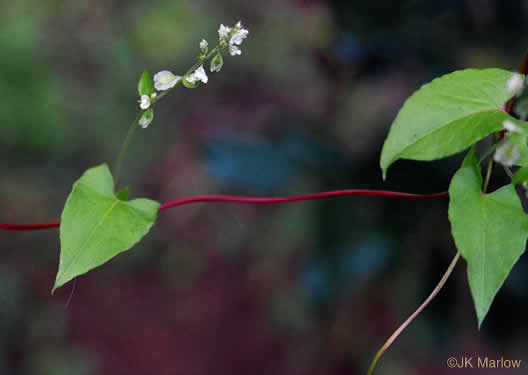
[114,21,249,185]
[113,110,145,185]
[0,189,448,231]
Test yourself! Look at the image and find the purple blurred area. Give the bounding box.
[2,0,528,374]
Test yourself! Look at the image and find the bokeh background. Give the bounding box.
[2,0,528,374]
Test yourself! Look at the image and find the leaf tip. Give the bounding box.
[51,280,61,295]
[52,267,71,294]
[380,161,389,181]
[477,315,485,331]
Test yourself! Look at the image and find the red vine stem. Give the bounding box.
[0,221,61,231]
[0,190,449,232]
[159,190,449,209]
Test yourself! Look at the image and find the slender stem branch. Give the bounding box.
[113,111,143,186]
[367,252,461,375]
[482,158,494,193]
[503,165,514,179]
[113,45,225,184]
[478,143,497,165]
[0,189,449,231]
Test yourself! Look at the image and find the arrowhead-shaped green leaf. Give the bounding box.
[380,69,520,179]
[54,164,160,292]
[448,150,528,328]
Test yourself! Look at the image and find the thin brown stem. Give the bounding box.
[482,158,494,193]
[367,252,461,375]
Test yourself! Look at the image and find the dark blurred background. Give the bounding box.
[2,0,528,374]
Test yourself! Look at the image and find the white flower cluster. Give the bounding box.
[503,119,523,134]
[494,140,520,168]
[200,39,208,54]
[137,21,249,128]
[506,73,525,97]
[187,65,208,84]
[138,93,157,110]
[218,21,249,56]
[494,120,526,167]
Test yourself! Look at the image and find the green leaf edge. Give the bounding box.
[380,68,519,180]
[448,149,528,328]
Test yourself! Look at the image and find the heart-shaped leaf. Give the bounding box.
[54,164,160,292]
[380,69,520,179]
[448,149,528,327]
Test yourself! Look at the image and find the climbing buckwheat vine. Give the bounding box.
[4,19,528,375]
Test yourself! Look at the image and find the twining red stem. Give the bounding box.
[1,190,448,231]
[0,222,61,231]
[159,190,448,209]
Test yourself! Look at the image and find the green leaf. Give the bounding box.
[181,77,200,88]
[380,69,519,179]
[138,70,155,96]
[448,151,528,328]
[116,187,130,201]
[512,166,528,185]
[54,164,160,292]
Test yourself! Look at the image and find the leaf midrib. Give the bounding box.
[393,109,502,162]
[58,199,120,282]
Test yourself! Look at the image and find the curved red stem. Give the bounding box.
[1,190,448,232]
[159,190,448,209]
[0,222,61,231]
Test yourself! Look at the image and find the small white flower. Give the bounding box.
[218,21,248,55]
[153,70,181,91]
[218,24,231,41]
[494,139,520,167]
[187,65,208,84]
[503,119,523,134]
[507,73,524,97]
[229,24,248,46]
[229,44,241,56]
[200,39,208,53]
[139,95,150,110]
